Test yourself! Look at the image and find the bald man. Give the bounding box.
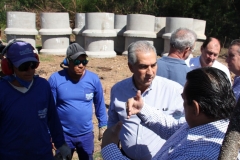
[187,37,231,82]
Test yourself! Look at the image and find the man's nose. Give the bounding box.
[146,66,153,74]
[77,62,84,67]
[209,54,215,60]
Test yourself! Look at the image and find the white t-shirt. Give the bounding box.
[186,56,231,83]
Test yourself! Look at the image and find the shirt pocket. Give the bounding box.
[37,101,48,120]
[84,88,94,101]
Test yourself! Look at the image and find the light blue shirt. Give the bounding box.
[156,56,191,86]
[107,76,184,160]
[103,103,230,160]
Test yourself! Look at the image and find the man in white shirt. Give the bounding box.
[187,37,231,82]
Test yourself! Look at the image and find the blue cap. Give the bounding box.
[6,41,38,67]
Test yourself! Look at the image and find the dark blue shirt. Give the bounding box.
[0,76,65,160]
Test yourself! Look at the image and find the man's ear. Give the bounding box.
[192,100,200,116]
[128,63,134,73]
[182,47,190,59]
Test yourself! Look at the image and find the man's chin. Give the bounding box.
[144,79,153,85]
[23,75,34,81]
[75,73,83,76]
[206,62,213,67]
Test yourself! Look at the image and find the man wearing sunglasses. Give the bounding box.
[226,39,240,100]
[48,43,107,160]
[0,41,71,159]
[187,37,231,82]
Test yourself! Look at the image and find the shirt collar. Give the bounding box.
[233,76,240,87]
[234,75,240,81]
[162,56,186,65]
[188,119,229,140]
[130,76,153,93]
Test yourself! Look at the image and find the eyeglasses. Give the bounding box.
[72,59,88,66]
[231,39,240,45]
[18,61,39,72]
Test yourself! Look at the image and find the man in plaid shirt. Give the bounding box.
[101,67,236,160]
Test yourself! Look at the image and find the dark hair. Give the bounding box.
[202,37,222,50]
[185,67,235,119]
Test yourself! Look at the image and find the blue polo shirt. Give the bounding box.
[156,56,191,86]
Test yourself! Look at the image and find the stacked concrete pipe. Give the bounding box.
[154,17,166,56]
[193,19,207,56]
[114,15,127,54]
[39,12,72,55]
[4,11,38,48]
[73,13,85,48]
[82,12,117,58]
[123,14,157,55]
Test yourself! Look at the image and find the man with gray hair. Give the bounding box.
[107,41,184,160]
[156,28,197,86]
[226,39,240,100]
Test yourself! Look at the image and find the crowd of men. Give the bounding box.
[0,27,240,160]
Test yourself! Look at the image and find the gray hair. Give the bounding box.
[230,40,240,54]
[127,41,157,64]
[170,28,197,52]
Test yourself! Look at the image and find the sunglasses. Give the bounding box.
[72,59,88,66]
[18,61,39,72]
[231,39,240,45]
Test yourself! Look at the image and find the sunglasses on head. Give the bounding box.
[18,61,38,72]
[72,59,88,66]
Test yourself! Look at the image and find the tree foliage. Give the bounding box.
[1,0,240,46]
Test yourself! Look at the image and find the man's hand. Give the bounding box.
[98,126,107,141]
[51,138,57,150]
[56,143,72,160]
[126,90,143,119]
[101,121,122,149]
